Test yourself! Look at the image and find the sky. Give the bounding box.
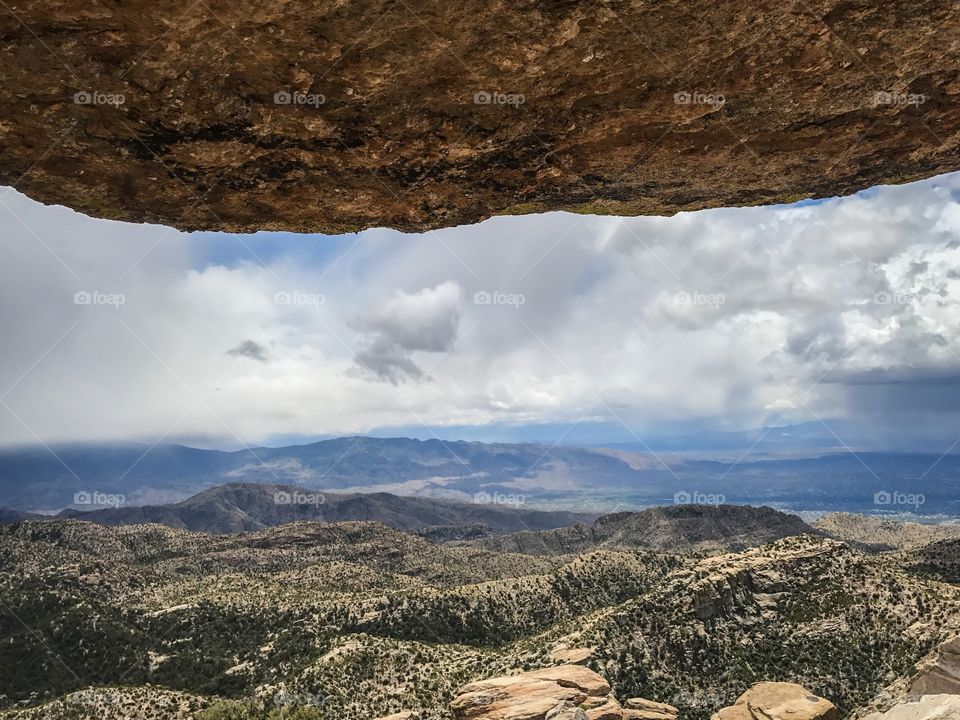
[3,173,960,450]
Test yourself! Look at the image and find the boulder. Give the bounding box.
[622,698,679,719]
[711,682,838,720]
[450,665,621,720]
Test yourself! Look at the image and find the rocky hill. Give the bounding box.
[53,482,595,535]
[815,514,960,552]
[467,504,817,555]
[2,511,959,720]
[3,1,960,233]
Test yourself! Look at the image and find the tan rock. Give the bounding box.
[909,636,960,696]
[524,665,611,698]
[624,698,679,714]
[585,698,624,720]
[861,695,960,720]
[376,714,421,720]
[451,676,586,720]
[450,665,612,720]
[711,682,838,720]
[623,711,677,720]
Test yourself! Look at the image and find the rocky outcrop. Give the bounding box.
[449,664,677,720]
[909,636,960,696]
[3,2,960,233]
[622,698,680,720]
[861,695,960,720]
[375,713,421,720]
[712,682,839,720]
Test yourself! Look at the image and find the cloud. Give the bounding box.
[4,173,960,446]
[226,340,269,362]
[350,281,462,383]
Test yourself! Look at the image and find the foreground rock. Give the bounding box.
[909,636,960,696]
[862,695,960,720]
[712,682,839,720]
[3,2,960,233]
[449,664,677,720]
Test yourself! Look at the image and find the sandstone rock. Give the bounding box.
[622,698,679,719]
[909,636,960,696]
[450,674,587,720]
[523,666,611,697]
[861,695,960,720]
[712,682,839,720]
[584,699,624,720]
[450,665,612,720]
[376,714,421,720]
[3,2,960,233]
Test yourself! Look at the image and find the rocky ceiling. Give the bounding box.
[1,0,959,234]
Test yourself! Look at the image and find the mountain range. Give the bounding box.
[4,436,960,516]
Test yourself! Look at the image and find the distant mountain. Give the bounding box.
[0,437,660,512]
[52,482,596,535]
[465,504,817,555]
[5,437,960,515]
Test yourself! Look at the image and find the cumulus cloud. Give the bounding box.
[3,173,960,446]
[350,281,462,383]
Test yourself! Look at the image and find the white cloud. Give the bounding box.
[3,174,960,446]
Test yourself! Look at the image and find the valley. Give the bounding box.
[2,499,960,719]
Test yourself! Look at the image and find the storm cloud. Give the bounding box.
[3,173,960,446]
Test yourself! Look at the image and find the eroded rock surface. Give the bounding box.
[909,636,960,696]
[711,682,839,720]
[2,1,960,232]
[861,695,960,720]
[449,664,651,720]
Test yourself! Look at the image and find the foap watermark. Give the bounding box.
[274,90,325,107]
[74,490,126,508]
[474,90,525,107]
[674,291,725,307]
[873,90,926,107]
[273,690,325,708]
[874,291,912,306]
[74,290,125,307]
[674,490,726,505]
[274,290,325,307]
[473,290,525,308]
[674,90,725,109]
[74,90,125,106]
[874,490,925,510]
[473,491,526,508]
[274,490,326,506]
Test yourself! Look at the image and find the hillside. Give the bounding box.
[467,504,817,556]
[54,483,595,535]
[2,510,958,720]
[815,513,960,552]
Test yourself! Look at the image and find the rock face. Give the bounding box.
[909,636,960,696]
[861,695,960,720]
[449,664,677,720]
[3,1,960,233]
[712,682,839,720]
